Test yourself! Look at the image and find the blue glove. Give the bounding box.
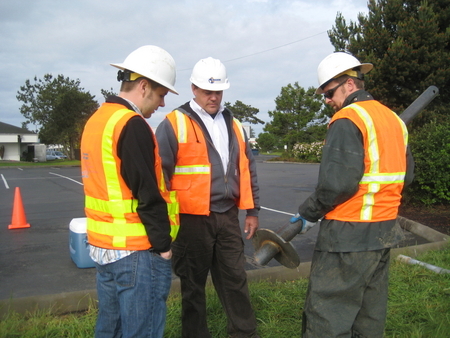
[290,213,305,224]
[290,213,317,234]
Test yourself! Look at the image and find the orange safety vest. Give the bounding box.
[325,100,408,222]
[165,109,254,215]
[81,103,179,250]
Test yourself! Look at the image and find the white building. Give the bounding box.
[0,122,39,161]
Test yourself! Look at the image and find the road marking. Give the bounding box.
[261,206,295,216]
[49,172,83,185]
[44,175,295,216]
[1,174,10,189]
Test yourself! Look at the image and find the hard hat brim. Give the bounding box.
[111,62,179,95]
[191,78,230,91]
[315,62,373,94]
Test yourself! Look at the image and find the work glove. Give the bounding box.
[290,213,317,234]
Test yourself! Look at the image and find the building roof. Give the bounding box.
[0,121,37,134]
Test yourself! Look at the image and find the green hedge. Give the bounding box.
[406,119,450,205]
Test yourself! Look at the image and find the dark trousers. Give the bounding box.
[172,206,258,338]
[302,249,391,338]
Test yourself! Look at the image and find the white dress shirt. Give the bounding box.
[189,99,229,173]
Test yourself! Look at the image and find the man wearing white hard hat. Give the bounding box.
[289,52,414,337]
[156,57,260,338]
[81,45,180,338]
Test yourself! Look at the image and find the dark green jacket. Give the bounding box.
[299,90,414,252]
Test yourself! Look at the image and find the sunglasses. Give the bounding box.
[323,79,348,99]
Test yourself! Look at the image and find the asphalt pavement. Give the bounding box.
[0,156,433,306]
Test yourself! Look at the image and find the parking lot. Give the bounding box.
[0,157,428,301]
[0,158,322,300]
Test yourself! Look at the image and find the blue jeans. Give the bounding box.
[94,250,172,338]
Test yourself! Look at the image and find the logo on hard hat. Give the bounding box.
[208,77,221,84]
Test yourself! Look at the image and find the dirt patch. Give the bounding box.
[398,204,450,236]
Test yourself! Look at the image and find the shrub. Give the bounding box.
[406,119,450,205]
[291,141,323,163]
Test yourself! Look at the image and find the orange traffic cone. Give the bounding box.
[8,187,31,229]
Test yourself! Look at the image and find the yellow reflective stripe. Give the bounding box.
[360,172,405,220]
[159,174,166,192]
[158,164,168,193]
[174,165,210,175]
[166,191,179,221]
[102,109,133,216]
[113,236,126,248]
[174,110,188,143]
[87,218,147,237]
[85,196,137,214]
[361,183,380,220]
[350,104,379,173]
[167,191,179,214]
[233,118,245,141]
[360,172,406,184]
[170,220,179,239]
[165,191,179,239]
[92,109,139,224]
[348,104,379,220]
[392,111,409,146]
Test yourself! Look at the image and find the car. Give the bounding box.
[46,150,67,160]
[46,151,57,161]
[53,151,68,159]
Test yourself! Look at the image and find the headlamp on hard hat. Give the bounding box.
[116,70,143,82]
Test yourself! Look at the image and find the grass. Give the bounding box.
[0,160,81,167]
[1,247,449,337]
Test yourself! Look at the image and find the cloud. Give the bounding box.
[0,0,368,136]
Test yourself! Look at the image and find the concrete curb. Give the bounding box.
[1,217,448,318]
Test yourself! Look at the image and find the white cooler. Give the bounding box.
[69,217,95,268]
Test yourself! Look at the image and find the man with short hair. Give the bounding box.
[291,52,414,337]
[156,57,260,338]
[81,45,179,338]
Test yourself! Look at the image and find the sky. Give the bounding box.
[0,0,369,137]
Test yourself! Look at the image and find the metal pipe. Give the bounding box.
[399,86,439,125]
[252,86,440,268]
[397,254,450,274]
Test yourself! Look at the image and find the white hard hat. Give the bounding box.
[190,57,230,91]
[111,45,178,95]
[316,52,373,94]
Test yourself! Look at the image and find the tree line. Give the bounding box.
[16,0,449,205]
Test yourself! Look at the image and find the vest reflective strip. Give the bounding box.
[393,111,409,146]
[102,109,129,218]
[101,109,145,247]
[87,219,147,237]
[351,104,380,173]
[85,195,137,214]
[174,165,211,175]
[172,111,211,176]
[348,104,406,220]
[360,172,406,184]
[233,118,245,141]
[174,110,188,143]
[166,190,180,239]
